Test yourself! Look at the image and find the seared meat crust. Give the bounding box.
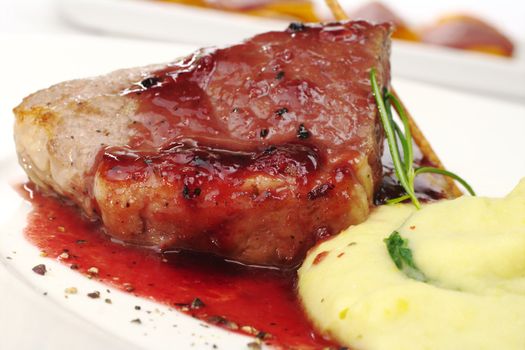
[14,21,391,267]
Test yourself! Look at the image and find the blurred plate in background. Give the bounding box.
[57,0,525,102]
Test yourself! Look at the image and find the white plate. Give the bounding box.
[57,0,525,102]
[1,34,525,350]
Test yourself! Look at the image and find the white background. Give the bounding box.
[0,1,524,349]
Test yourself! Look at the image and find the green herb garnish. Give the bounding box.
[370,67,475,281]
[384,231,427,282]
[369,67,476,209]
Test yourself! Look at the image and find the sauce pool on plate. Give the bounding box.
[20,183,339,350]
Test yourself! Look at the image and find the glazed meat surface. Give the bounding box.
[14,21,391,267]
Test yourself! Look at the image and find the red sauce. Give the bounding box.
[123,22,389,156]
[101,141,320,191]
[88,21,392,268]
[21,184,339,350]
[19,144,444,350]
[312,251,329,265]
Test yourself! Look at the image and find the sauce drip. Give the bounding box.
[21,184,338,350]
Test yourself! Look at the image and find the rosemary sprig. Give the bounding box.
[370,67,476,282]
[370,67,476,208]
[370,68,420,208]
[414,167,476,196]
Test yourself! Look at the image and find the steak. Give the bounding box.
[14,21,391,267]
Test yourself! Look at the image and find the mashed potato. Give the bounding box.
[298,179,525,350]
